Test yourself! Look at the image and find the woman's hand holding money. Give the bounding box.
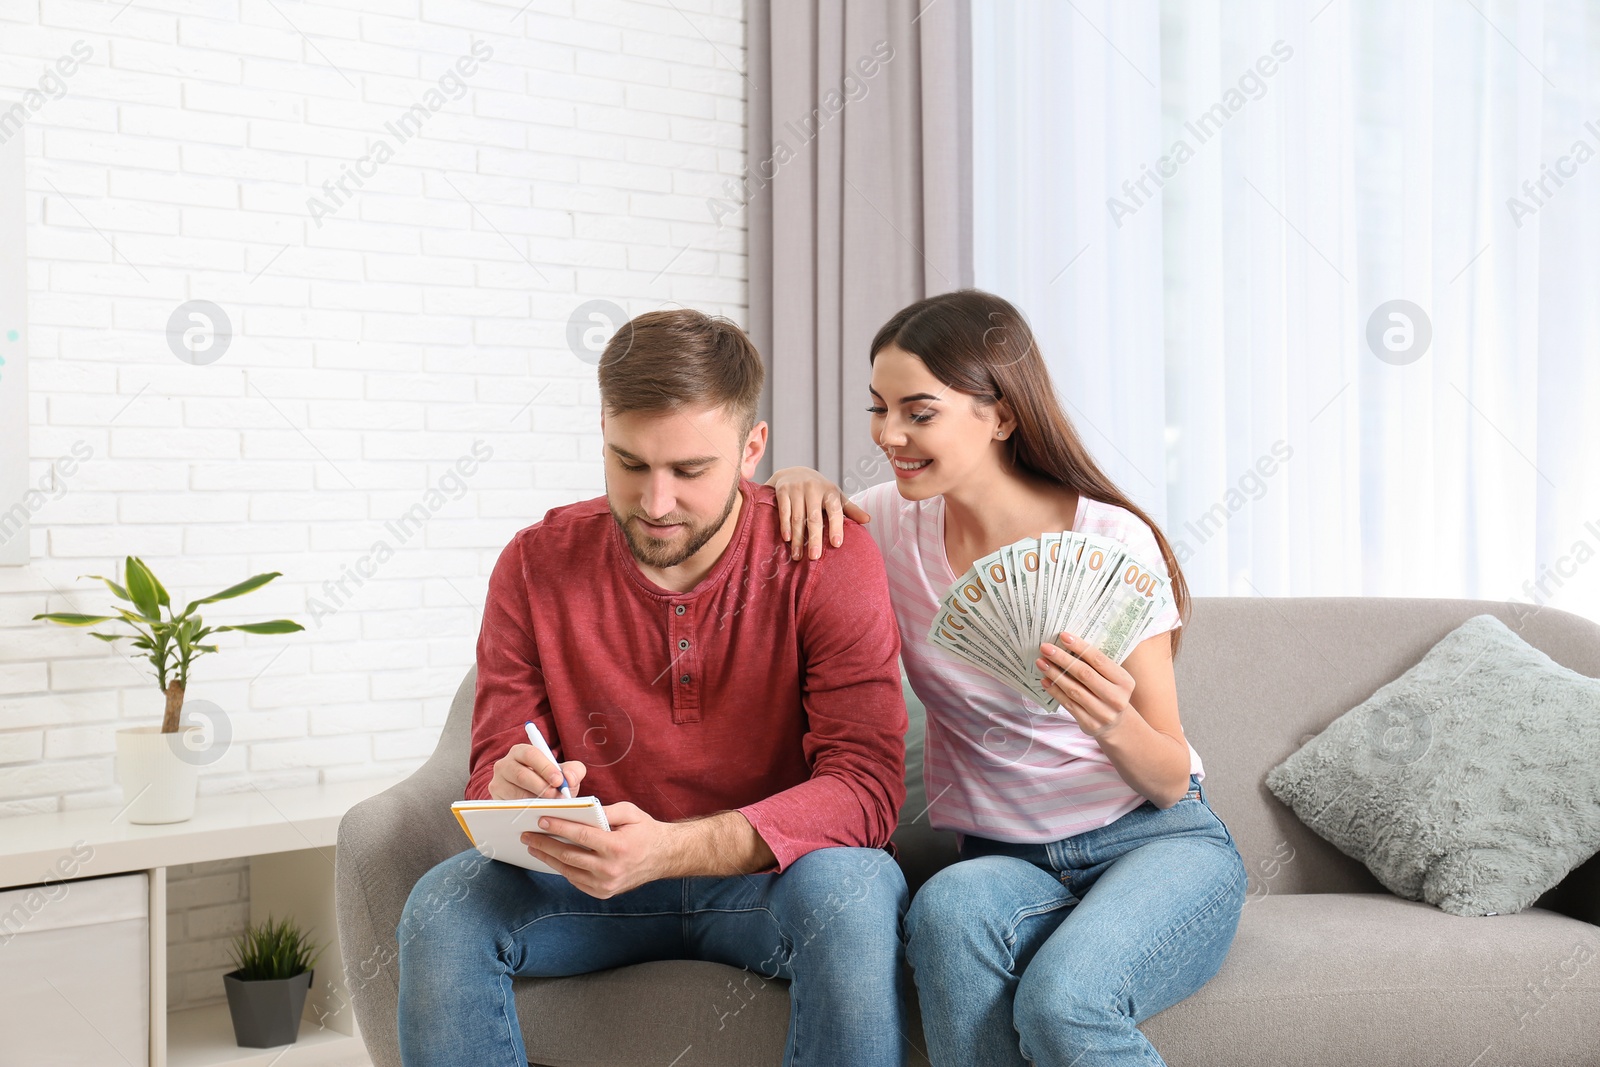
[767,466,871,560]
[1035,630,1137,740]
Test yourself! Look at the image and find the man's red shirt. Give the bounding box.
[466,477,907,871]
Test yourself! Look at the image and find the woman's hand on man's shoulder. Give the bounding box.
[765,466,872,560]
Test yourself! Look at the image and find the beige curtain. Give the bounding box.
[746,0,973,485]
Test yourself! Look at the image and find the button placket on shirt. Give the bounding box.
[668,602,700,723]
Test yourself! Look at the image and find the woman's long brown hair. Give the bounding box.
[870,289,1191,655]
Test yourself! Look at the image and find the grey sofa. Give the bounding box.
[336,597,1600,1066]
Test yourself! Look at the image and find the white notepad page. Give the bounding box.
[450,797,611,875]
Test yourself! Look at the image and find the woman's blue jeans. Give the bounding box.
[904,774,1246,1067]
[395,845,908,1067]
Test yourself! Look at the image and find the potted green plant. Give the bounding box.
[223,914,323,1048]
[33,555,303,823]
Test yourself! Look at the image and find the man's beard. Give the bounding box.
[611,478,741,570]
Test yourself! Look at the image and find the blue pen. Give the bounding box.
[525,720,573,798]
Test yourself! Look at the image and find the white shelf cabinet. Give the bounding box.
[0,776,407,1067]
[0,871,150,1065]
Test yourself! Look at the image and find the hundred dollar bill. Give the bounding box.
[1078,554,1172,663]
[1056,537,1094,639]
[1011,542,1041,645]
[973,546,1025,651]
[1034,532,1063,651]
[993,541,1031,658]
[1063,537,1117,639]
[943,571,1034,682]
[1090,586,1154,663]
[1034,535,1105,693]
[933,528,1173,709]
[1040,533,1080,647]
[929,607,1049,704]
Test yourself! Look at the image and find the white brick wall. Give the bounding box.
[0,0,747,1010]
[165,857,251,1011]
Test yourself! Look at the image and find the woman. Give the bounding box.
[765,290,1245,1067]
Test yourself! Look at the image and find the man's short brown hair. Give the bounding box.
[597,309,765,437]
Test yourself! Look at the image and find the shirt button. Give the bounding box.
[674,605,685,615]
[680,674,690,684]
[678,638,689,650]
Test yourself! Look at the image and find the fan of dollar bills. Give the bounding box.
[928,532,1173,710]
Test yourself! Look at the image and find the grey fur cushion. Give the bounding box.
[1265,614,1600,917]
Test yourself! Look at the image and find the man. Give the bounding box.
[396,309,910,1066]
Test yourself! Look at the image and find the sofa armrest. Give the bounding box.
[335,752,469,1067]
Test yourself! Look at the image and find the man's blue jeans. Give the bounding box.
[396,845,908,1067]
[903,774,1246,1067]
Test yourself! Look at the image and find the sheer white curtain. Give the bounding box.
[973,0,1600,625]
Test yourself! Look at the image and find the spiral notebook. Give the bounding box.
[450,797,611,875]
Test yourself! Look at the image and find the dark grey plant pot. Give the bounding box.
[222,968,313,1048]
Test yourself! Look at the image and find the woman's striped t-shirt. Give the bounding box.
[852,479,1203,843]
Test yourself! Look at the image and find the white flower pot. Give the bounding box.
[114,726,201,824]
